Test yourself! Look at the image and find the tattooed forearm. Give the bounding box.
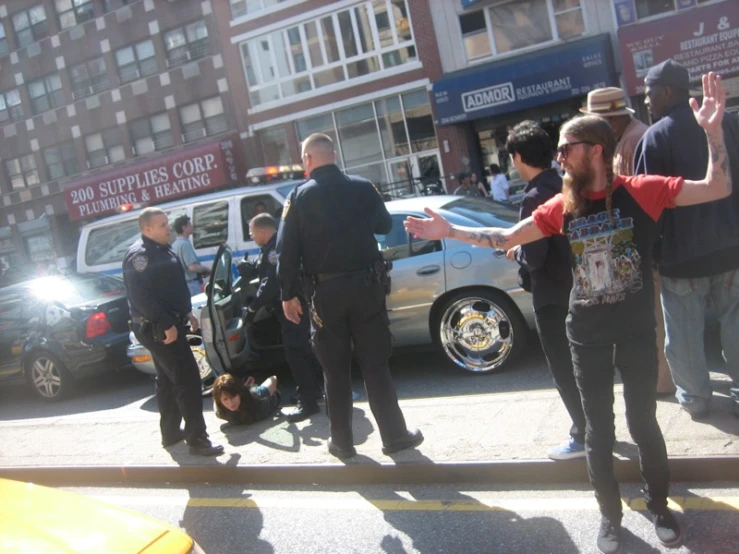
[707,131,731,194]
[448,218,541,250]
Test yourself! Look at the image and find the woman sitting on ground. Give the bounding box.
[212,374,281,426]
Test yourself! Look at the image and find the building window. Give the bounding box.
[258,126,290,164]
[635,0,676,19]
[0,89,24,123]
[164,20,210,68]
[43,142,79,180]
[0,23,8,57]
[115,39,157,84]
[85,129,125,169]
[5,155,40,190]
[294,88,437,191]
[12,5,49,48]
[240,0,417,107]
[25,234,55,263]
[28,73,64,115]
[55,0,94,30]
[130,113,173,156]
[179,96,227,143]
[69,57,108,99]
[459,0,585,61]
[230,0,291,19]
[104,0,136,12]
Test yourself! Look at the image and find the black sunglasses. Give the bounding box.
[557,141,594,158]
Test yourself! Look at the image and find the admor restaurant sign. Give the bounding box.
[618,2,739,96]
[64,137,239,221]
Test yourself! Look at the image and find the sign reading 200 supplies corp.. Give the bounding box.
[432,34,617,125]
[618,2,739,96]
[63,137,239,221]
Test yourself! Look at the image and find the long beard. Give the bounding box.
[562,162,593,218]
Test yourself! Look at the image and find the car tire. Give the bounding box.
[26,351,74,402]
[186,334,216,397]
[433,288,527,374]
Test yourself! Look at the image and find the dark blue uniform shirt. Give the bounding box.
[250,233,280,312]
[122,235,192,329]
[276,164,392,301]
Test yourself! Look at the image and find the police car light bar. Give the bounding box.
[246,165,305,185]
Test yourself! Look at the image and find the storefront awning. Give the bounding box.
[432,34,618,126]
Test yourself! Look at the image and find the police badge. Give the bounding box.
[268,250,278,265]
[281,197,291,220]
[132,255,148,272]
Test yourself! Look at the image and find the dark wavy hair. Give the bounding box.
[505,121,553,171]
[212,373,267,425]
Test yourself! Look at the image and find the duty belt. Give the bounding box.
[314,269,368,283]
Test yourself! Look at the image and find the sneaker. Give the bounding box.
[597,516,622,554]
[548,437,587,461]
[650,507,682,547]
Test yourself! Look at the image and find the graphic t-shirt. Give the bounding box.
[533,174,683,345]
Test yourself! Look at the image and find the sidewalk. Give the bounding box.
[1,385,738,486]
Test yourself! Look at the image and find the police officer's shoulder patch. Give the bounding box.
[281,197,291,220]
[132,255,148,272]
[268,250,278,265]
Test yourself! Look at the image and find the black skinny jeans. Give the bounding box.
[534,304,586,444]
[570,334,670,522]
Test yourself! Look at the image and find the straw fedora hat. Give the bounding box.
[579,87,634,117]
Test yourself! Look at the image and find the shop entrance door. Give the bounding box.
[385,151,443,198]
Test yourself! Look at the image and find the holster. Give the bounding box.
[371,257,393,295]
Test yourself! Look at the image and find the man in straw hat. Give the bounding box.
[635,59,739,420]
[581,87,674,396]
[406,72,730,554]
[580,87,647,176]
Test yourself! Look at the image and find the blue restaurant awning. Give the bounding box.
[432,34,618,126]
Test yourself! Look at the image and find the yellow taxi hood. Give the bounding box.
[0,478,194,554]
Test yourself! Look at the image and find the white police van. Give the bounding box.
[76,166,304,277]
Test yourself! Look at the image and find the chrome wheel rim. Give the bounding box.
[439,296,514,373]
[31,356,62,398]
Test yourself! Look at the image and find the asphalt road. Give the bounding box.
[62,482,739,554]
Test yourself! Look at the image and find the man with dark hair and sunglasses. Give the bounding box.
[505,121,585,462]
[406,73,731,554]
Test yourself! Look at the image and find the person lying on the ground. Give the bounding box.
[213,374,281,426]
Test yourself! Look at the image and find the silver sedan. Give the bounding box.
[382,195,535,373]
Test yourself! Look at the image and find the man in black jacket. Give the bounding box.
[277,133,422,460]
[245,213,324,423]
[505,121,585,460]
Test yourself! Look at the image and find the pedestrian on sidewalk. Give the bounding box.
[277,132,423,460]
[405,72,731,554]
[635,60,739,418]
[245,213,324,423]
[489,164,510,201]
[580,87,674,395]
[171,215,210,297]
[213,373,281,426]
[504,121,586,461]
[123,208,224,457]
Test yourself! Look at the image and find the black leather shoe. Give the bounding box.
[382,428,424,455]
[286,404,320,423]
[161,430,185,448]
[187,437,224,457]
[328,438,356,460]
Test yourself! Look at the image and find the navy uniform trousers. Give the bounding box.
[133,322,206,444]
[311,273,408,448]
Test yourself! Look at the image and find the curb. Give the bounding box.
[1,456,737,487]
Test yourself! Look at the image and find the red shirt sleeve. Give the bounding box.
[532,193,565,237]
[622,174,684,221]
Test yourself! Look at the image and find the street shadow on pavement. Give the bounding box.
[0,370,153,421]
[357,453,580,554]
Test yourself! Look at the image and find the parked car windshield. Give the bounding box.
[26,274,125,306]
[441,197,518,227]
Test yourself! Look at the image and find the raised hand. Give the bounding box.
[404,208,451,240]
[691,72,726,135]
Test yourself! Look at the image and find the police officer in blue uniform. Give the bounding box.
[123,207,223,457]
[243,213,324,422]
[277,133,423,459]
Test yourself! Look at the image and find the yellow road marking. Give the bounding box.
[87,495,739,513]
